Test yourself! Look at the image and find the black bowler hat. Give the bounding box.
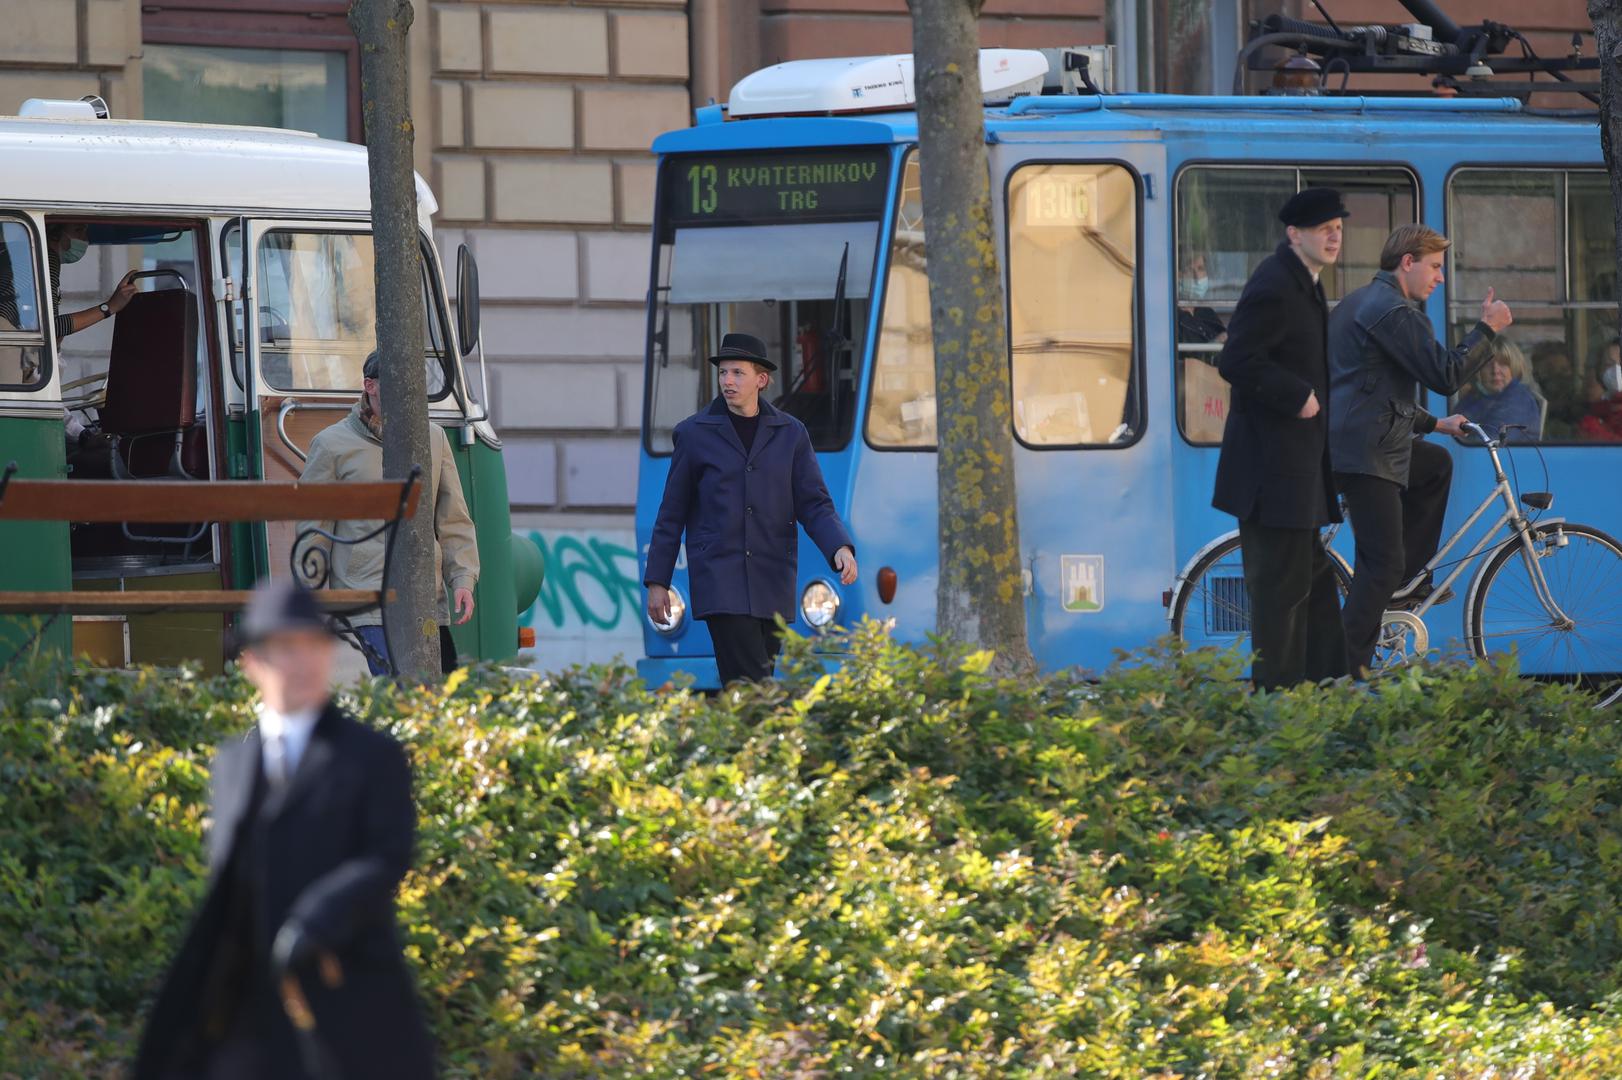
[238,578,334,647]
[708,333,776,372]
[1279,187,1350,229]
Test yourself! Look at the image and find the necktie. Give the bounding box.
[264,732,289,788]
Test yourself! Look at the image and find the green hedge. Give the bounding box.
[2,629,1620,1078]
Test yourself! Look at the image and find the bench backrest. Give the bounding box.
[0,480,421,524]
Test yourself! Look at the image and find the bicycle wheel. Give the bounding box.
[1467,521,1622,709]
[1171,534,1352,651]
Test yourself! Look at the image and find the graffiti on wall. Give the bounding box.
[516,528,645,668]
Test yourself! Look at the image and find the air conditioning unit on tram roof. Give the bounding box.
[728,49,1050,118]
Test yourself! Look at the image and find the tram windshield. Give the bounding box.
[646,148,890,453]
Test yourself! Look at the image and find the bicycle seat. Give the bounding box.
[1520,492,1554,510]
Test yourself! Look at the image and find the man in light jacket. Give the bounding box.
[298,351,479,675]
[644,333,857,686]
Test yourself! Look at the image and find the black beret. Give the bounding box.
[1279,187,1350,229]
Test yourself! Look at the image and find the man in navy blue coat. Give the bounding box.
[644,333,857,685]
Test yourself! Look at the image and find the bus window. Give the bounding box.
[0,219,48,390]
[867,151,936,448]
[1007,162,1140,447]
[244,228,452,399]
[645,148,889,455]
[1175,165,1417,444]
[1448,169,1620,444]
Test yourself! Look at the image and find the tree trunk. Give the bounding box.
[1591,2,1622,349]
[350,0,439,681]
[908,0,1035,673]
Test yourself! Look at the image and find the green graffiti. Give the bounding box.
[519,532,642,633]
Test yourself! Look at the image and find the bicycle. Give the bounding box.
[1170,422,1622,707]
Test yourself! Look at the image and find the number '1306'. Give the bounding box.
[688,164,718,214]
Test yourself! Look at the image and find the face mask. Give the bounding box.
[1179,275,1210,301]
[60,238,88,264]
[1603,364,1622,396]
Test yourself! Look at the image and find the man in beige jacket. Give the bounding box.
[298,350,480,675]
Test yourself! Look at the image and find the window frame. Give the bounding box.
[141,2,362,142]
[641,147,893,458]
[0,213,52,398]
[1002,157,1147,452]
[1444,162,1616,449]
[250,225,457,402]
[1171,159,1423,447]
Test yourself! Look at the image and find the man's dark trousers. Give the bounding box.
[1237,520,1346,690]
[1337,438,1453,674]
[706,615,782,685]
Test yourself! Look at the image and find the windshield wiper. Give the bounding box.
[825,241,851,359]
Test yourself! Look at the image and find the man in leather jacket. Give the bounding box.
[1328,224,1513,675]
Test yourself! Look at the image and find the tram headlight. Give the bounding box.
[800,579,840,630]
[651,584,687,635]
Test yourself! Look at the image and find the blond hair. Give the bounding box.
[1380,224,1451,272]
[1489,336,1530,383]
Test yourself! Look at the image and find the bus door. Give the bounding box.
[995,142,1175,671]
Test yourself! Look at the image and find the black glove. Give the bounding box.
[272,919,322,976]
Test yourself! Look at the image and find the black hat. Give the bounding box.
[238,578,334,647]
[1279,188,1350,229]
[362,350,380,381]
[707,333,775,372]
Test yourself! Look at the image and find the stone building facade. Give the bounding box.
[0,0,1600,530]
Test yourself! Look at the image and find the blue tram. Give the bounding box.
[634,51,1622,690]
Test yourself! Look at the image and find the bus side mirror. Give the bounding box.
[456,243,480,357]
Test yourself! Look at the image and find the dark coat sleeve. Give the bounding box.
[789,423,853,569]
[1218,265,1315,418]
[644,424,694,589]
[1367,308,1497,397]
[286,734,415,948]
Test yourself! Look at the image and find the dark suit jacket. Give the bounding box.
[1213,242,1341,530]
[644,396,854,621]
[134,704,433,1080]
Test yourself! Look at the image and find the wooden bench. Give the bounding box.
[0,462,422,671]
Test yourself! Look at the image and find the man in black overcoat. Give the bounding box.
[1213,188,1350,690]
[134,581,434,1080]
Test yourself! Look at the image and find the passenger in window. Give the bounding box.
[1531,341,1582,438]
[42,223,138,342]
[1454,337,1542,442]
[1578,340,1622,442]
[1176,252,1227,344]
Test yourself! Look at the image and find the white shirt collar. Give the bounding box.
[258,703,322,775]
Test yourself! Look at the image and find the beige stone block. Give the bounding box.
[579,87,688,152]
[616,160,659,226]
[469,229,579,301]
[0,70,100,116]
[613,13,689,79]
[435,81,464,148]
[488,8,609,77]
[469,83,573,150]
[86,0,134,67]
[0,0,76,64]
[583,231,652,304]
[434,5,483,73]
[493,159,614,224]
[435,156,487,222]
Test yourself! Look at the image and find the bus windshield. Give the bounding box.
[646,147,891,453]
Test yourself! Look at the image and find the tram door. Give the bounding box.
[996,143,1177,671]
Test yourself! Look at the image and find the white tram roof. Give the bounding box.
[0,110,436,226]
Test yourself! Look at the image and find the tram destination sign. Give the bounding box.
[665,148,890,227]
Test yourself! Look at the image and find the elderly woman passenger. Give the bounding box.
[1455,336,1542,442]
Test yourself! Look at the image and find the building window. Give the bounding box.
[1007,162,1141,448]
[1448,169,1620,445]
[141,2,360,141]
[1174,164,1418,445]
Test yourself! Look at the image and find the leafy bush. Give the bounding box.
[1,629,1620,1078]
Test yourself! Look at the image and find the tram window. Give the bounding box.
[867,152,936,448]
[646,148,888,455]
[1448,169,1621,444]
[1174,165,1418,445]
[0,219,47,391]
[1007,163,1140,448]
[247,229,452,399]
